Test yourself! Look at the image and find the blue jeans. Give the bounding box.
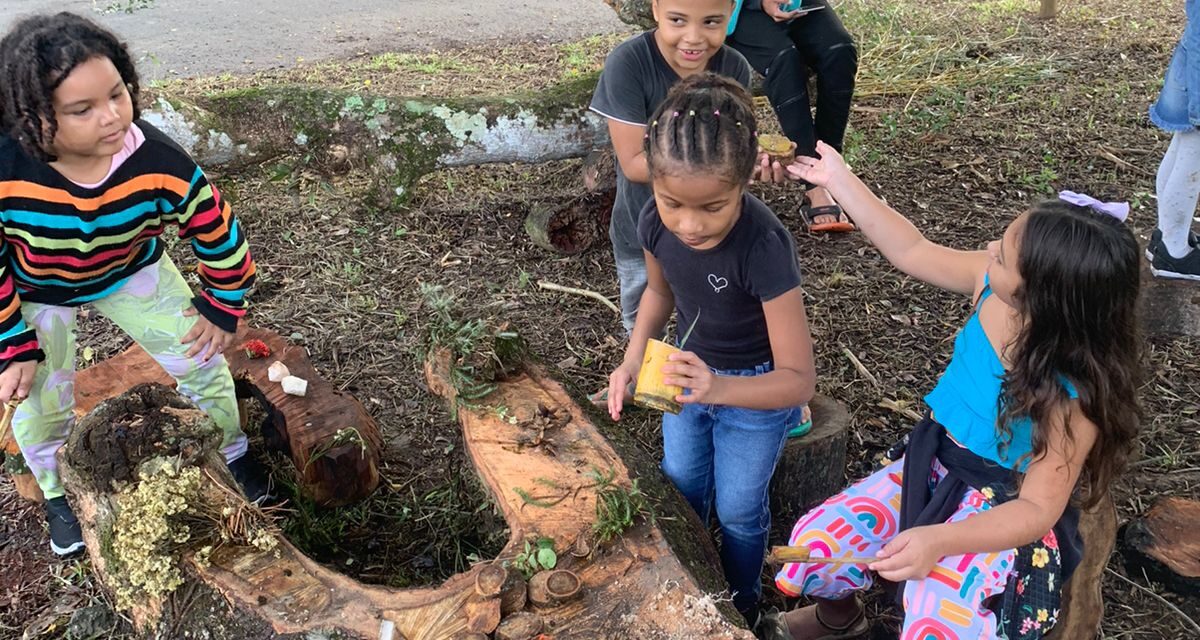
[660,361,801,616]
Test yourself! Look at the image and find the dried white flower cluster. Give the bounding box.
[111,459,201,609]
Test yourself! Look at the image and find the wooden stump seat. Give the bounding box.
[769,394,850,542]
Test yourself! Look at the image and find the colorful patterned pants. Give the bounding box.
[775,457,1018,639]
[11,256,247,500]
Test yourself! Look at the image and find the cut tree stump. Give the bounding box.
[1046,494,1117,639]
[769,394,850,542]
[60,352,754,638]
[1119,497,1200,596]
[72,325,382,507]
[524,188,615,255]
[1141,264,1200,337]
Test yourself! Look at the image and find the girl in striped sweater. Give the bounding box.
[0,12,267,556]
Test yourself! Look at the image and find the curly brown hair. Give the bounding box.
[0,12,141,162]
[999,199,1143,509]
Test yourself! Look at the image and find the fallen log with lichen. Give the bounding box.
[143,72,606,207]
[57,311,756,637]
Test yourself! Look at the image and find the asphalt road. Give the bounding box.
[1,0,628,79]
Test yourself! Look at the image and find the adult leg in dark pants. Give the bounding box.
[728,3,858,228]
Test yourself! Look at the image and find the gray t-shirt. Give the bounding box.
[589,31,753,260]
[639,193,802,369]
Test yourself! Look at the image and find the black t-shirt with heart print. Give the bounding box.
[638,192,802,370]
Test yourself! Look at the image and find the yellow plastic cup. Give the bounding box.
[633,339,683,415]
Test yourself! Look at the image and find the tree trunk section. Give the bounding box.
[72,326,382,507]
[769,394,850,543]
[1119,497,1200,596]
[143,73,606,206]
[600,0,656,28]
[1039,0,1057,19]
[524,188,614,255]
[1047,494,1117,639]
[1141,265,1200,338]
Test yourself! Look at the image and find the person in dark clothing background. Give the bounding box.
[727,0,858,232]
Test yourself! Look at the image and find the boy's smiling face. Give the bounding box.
[652,0,733,77]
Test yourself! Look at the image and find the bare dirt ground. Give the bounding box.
[1,0,1198,638]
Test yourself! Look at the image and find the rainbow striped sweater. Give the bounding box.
[0,121,256,368]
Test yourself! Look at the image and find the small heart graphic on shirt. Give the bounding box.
[707,274,729,293]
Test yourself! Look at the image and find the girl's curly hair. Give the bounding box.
[0,12,141,162]
[999,199,1143,509]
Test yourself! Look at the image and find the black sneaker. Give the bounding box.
[45,496,85,557]
[226,455,274,505]
[1145,228,1199,262]
[1149,236,1200,281]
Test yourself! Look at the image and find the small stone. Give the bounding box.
[67,604,115,640]
[268,361,290,382]
[281,375,308,397]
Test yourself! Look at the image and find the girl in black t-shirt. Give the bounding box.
[605,72,816,624]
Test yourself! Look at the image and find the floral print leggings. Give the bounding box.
[775,457,1063,639]
[11,256,247,500]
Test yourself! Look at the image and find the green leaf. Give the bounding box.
[677,308,702,350]
[536,547,557,570]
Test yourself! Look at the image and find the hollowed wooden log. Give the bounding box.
[72,325,381,507]
[1119,497,1200,596]
[524,188,614,256]
[60,349,754,638]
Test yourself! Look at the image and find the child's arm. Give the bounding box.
[0,243,42,399]
[607,251,674,420]
[663,286,815,409]
[173,174,256,328]
[607,120,651,184]
[789,141,988,296]
[870,404,1096,581]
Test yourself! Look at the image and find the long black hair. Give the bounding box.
[0,12,141,161]
[1000,199,1142,508]
[644,72,758,185]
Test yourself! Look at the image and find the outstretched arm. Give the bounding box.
[789,141,988,296]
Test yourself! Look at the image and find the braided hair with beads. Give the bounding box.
[643,72,759,186]
[0,12,142,162]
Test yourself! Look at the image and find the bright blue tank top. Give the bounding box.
[923,280,1077,471]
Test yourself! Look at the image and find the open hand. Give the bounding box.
[663,351,719,405]
[0,360,37,401]
[606,360,639,421]
[750,151,788,185]
[785,141,851,189]
[181,308,235,362]
[869,525,946,582]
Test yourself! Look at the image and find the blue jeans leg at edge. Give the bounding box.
[660,363,800,616]
[611,222,647,335]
